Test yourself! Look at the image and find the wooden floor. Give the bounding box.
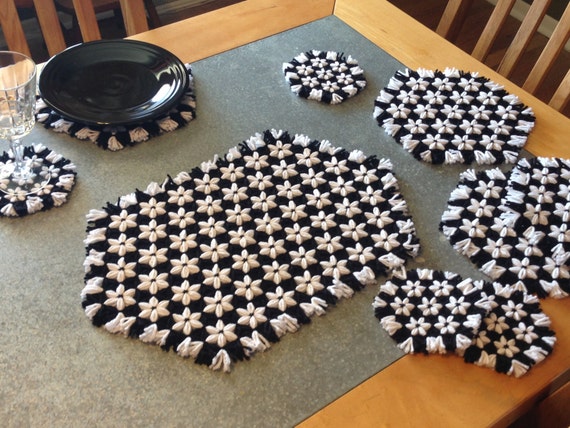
[387,0,570,118]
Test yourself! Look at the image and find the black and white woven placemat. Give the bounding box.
[0,144,77,217]
[373,268,490,355]
[81,129,420,372]
[373,68,535,165]
[440,157,570,299]
[36,65,196,151]
[463,281,556,377]
[283,50,367,104]
[374,268,556,377]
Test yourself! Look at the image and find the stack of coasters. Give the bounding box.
[283,50,367,104]
[373,68,535,165]
[464,281,556,377]
[0,144,77,217]
[82,129,420,372]
[35,66,196,151]
[373,268,489,355]
[374,268,556,377]
[440,157,570,299]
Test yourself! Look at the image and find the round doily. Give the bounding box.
[35,65,196,151]
[0,144,77,217]
[373,68,535,165]
[463,282,556,377]
[373,268,489,354]
[440,158,570,299]
[81,129,420,372]
[283,50,367,104]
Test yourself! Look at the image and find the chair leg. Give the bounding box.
[144,0,161,28]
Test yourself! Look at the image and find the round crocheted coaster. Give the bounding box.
[283,50,367,104]
[373,268,489,355]
[0,144,77,217]
[35,65,196,151]
[81,129,420,372]
[373,68,535,165]
[440,158,570,299]
[463,282,556,377]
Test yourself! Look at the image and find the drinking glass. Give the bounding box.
[0,51,48,195]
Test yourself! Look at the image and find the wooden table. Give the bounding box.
[128,1,570,426]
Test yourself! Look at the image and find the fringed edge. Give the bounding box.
[36,65,196,151]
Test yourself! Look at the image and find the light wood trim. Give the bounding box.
[0,0,32,57]
[130,0,336,63]
[72,0,101,42]
[471,0,516,61]
[119,0,149,36]
[524,3,570,94]
[32,0,67,56]
[497,0,551,77]
[435,0,473,41]
[550,68,570,111]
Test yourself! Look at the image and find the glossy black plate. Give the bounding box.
[39,40,188,126]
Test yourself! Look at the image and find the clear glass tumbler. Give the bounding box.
[0,51,48,196]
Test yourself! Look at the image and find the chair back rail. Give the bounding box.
[437,0,570,112]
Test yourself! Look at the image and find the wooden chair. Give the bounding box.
[436,0,570,112]
[1,0,153,60]
[67,0,153,42]
[0,0,67,57]
[55,0,160,39]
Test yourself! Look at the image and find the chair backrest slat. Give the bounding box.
[0,0,33,57]
[472,0,516,61]
[437,0,570,114]
[550,69,570,111]
[524,3,570,94]
[436,0,474,41]
[497,0,552,77]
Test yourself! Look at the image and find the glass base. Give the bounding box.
[0,159,50,196]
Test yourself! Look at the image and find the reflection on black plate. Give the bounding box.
[39,40,188,126]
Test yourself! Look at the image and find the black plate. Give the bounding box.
[39,40,188,126]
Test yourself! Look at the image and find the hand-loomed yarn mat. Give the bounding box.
[440,157,570,299]
[373,68,535,165]
[374,268,556,377]
[0,144,77,217]
[283,50,367,104]
[35,65,196,151]
[81,129,420,372]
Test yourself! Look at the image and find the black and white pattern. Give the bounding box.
[82,129,420,372]
[373,68,535,165]
[373,268,490,355]
[35,65,196,151]
[440,157,570,299]
[463,282,556,377]
[283,50,367,104]
[0,144,77,217]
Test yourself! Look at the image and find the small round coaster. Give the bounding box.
[440,158,570,299]
[283,50,367,104]
[36,65,196,151]
[0,144,77,217]
[373,68,535,165]
[463,282,556,377]
[373,268,489,354]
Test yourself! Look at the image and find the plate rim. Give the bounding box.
[39,39,189,126]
